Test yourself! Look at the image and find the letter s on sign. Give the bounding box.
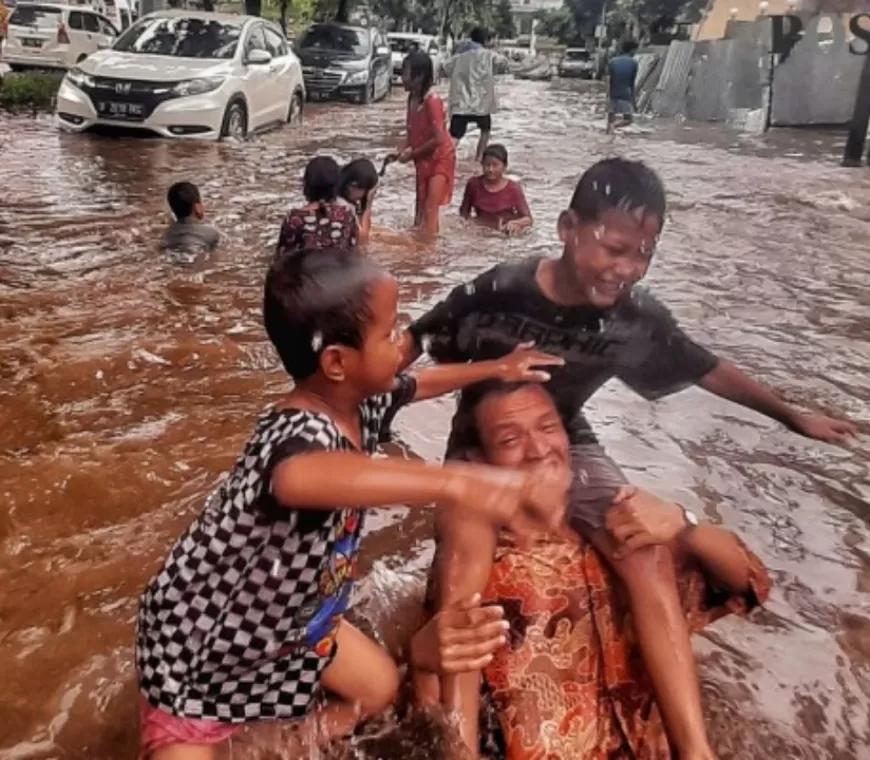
[849,13,870,56]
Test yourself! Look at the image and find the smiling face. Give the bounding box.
[473,384,570,481]
[558,207,661,308]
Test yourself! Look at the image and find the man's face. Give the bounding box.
[474,385,570,477]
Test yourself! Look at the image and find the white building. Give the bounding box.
[510,0,561,37]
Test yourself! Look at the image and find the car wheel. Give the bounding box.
[220,100,247,141]
[361,78,375,105]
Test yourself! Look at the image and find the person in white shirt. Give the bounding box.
[442,27,511,161]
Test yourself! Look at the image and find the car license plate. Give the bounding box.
[21,38,43,48]
[97,101,144,120]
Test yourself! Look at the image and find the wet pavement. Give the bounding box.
[1,78,870,759]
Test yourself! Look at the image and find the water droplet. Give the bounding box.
[271,558,281,577]
[577,469,589,486]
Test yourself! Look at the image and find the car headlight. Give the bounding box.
[170,76,226,98]
[65,67,94,89]
[344,69,369,85]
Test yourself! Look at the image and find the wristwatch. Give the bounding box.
[680,505,700,529]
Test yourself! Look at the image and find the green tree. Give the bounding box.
[492,0,515,38]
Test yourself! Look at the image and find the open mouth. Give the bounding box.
[591,281,627,299]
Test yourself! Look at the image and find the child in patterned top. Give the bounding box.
[275,156,359,260]
[337,158,379,246]
[136,247,568,760]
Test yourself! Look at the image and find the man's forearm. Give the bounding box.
[698,361,802,430]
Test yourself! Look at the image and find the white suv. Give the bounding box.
[55,10,305,141]
[2,2,118,71]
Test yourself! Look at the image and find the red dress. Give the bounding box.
[406,92,456,207]
[460,176,531,228]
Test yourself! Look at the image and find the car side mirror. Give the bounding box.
[376,45,389,56]
[246,49,272,65]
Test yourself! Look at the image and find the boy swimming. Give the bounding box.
[400,158,856,758]
[136,248,567,759]
[161,181,220,255]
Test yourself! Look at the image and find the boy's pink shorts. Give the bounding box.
[140,698,239,758]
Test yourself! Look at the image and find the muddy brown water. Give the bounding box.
[1,79,870,759]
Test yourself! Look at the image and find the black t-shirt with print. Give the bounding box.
[408,258,719,447]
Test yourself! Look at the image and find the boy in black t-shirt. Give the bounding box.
[401,158,856,759]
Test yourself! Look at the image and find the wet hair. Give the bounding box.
[167,181,201,220]
[263,247,385,381]
[569,158,666,226]
[403,50,434,97]
[302,156,341,217]
[337,158,379,213]
[470,26,488,45]
[622,39,639,54]
[481,143,508,166]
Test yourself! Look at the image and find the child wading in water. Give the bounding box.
[275,156,358,260]
[399,50,456,238]
[136,248,567,759]
[401,158,857,758]
[337,158,379,246]
[459,144,532,234]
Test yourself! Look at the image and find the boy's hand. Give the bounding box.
[398,146,414,164]
[445,463,568,532]
[789,412,858,445]
[496,342,565,383]
[605,486,689,558]
[410,594,508,674]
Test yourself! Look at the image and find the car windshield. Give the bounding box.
[388,36,425,54]
[565,50,589,61]
[10,5,62,29]
[113,16,242,58]
[298,24,368,55]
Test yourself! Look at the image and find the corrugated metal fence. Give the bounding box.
[640,18,861,129]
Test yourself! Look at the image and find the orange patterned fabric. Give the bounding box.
[481,533,771,760]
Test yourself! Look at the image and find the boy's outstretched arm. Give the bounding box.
[272,452,567,531]
[408,343,564,402]
[697,360,857,444]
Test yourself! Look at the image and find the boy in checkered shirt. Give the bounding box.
[136,247,568,759]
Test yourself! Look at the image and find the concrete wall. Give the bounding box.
[769,18,865,125]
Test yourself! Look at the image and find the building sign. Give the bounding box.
[772,12,870,55]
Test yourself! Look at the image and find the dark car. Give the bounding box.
[295,22,391,104]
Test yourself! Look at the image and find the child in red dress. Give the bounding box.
[398,50,456,239]
[459,144,533,234]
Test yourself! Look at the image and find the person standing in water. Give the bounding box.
[400,158,856,760]
[459,144,533,234]
[607,39,639,133]
[399,50,456,239]
[442,27,511,162]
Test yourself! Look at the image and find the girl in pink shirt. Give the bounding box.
[459,144,533,234]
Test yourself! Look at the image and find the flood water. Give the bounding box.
[1,78,870,759]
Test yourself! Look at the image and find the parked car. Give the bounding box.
[55,10,305,140]
[1,2,117,71]
[295,22,391,104]
[387,32,444,83]
[558,47,595,79]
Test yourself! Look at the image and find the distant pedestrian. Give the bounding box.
[607,39,639,133]
[442,27,511,161]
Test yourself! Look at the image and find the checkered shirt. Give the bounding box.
[136,376,415,723]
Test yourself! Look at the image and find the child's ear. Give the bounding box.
[194,202,205,219]
[464,448,485,463]
[557,209,578,244]
[319,346,348,382]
